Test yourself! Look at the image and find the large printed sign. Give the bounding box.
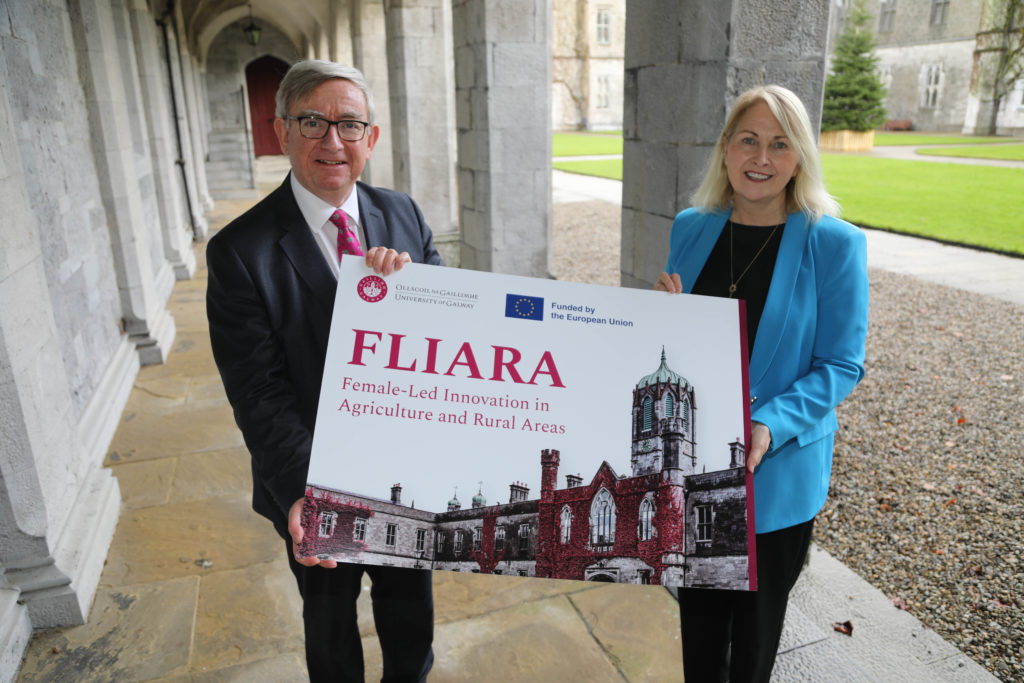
[302,261,756,591]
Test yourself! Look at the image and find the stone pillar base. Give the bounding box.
[5,468,121,629]
[132,306,177,367]
[79,336,139,466]
[0,589,32,683]
[171,244,198,281]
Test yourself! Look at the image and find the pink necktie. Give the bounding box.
[329,210,364,262]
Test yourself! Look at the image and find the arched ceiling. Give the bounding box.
[173,0,333,65]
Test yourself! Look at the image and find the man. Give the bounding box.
[206,60,441,682]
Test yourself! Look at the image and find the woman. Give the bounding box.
[655,85,869,681]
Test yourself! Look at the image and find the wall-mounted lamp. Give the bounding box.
[243,4,261,46]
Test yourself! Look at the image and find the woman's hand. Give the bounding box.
[365,247,411,276]
[748,422,772,473]
[654,272,683,293]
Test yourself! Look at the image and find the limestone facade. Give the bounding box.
[552,0,626,130]
[829,0,1024,135]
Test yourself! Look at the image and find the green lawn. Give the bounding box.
[873,132,1009,146]
[553,132,623,156]
[823,154,1024,255]
[916,144,1024,162]
[552,152,1024,256]
[553,158,623,180]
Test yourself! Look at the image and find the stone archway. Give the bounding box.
[587,573,616,582]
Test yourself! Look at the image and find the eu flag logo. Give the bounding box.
[505,294,544,321]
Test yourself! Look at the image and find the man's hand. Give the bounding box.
[747,422,772,473]
[288,497,338,568]
[654,272,683,293]
[366,247,411,276]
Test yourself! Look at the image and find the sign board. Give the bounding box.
[301,260,756,591]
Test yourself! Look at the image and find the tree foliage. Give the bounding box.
[994,0,1024,104]
[822,0,888,132]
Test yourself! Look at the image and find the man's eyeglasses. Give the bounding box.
[284,115,370,141]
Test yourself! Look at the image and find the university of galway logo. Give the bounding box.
[357,275,387,303]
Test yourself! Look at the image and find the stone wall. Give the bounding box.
[621,0,832,289]
[876,41,976,131]
[5,1,124,420]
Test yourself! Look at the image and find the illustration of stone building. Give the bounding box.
[303,351,750,589]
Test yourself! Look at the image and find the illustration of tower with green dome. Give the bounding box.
[631,347,698,479]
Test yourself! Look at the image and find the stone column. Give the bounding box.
[127,0,196,280]
[0,39,122,653]
[176,33,215,213]
[110,0,177,307]
[352,0,394,189]
[158,12,209,240]
[384,0,457,234]
[68,0,176,365]
[452,0,552,276]
[329,0,355,64]
[620,0,832,288]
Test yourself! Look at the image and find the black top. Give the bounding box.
[692,220,784,358]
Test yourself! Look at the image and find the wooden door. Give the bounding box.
[245,56,289,156]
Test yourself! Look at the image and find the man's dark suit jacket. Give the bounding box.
[206,176,443,536]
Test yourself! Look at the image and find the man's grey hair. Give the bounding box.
[275,60,376,124]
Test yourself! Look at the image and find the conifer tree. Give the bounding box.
[822,0,887,132]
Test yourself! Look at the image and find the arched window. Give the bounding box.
[560,506,573,544]
[590,488,616,548]
[681,397,690,432]
[642,396,653,431]
[664,393,674,417]
[638,498,655,541]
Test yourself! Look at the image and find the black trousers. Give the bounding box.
[285,538,435,683]
[678,518,814,683]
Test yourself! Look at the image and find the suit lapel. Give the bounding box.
[357,183,388,249]
[681,212,729,293]
[748,212,810,385]
[272,176,338,314]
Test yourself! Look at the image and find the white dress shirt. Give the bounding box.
[290,174,365,279]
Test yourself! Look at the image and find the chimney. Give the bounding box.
[729,439,745,469]
[509,481,530,503]
[390,483,402,505]
[566,473,582,488]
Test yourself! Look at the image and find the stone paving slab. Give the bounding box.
[432,571,599,623]
[192,559,304,673]
[569,582,683,680]
[429,594,629,682]
[159,653,308,683]
[15,577,199,682]
[98,496,281,587]
[104,399,243,465]
[774,546,997,682]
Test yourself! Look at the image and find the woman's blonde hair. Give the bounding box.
[690,85,840,223]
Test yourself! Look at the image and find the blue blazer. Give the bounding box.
[665,208,868,533]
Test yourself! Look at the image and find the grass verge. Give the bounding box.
[553,158,623,180]
[553,153,1024,256]
[553,132,623,156]
[873,132,1010,146]
[822,155,1024,255]
[915,144,1024,162]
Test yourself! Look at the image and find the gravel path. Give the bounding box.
[552,200,1024,682]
